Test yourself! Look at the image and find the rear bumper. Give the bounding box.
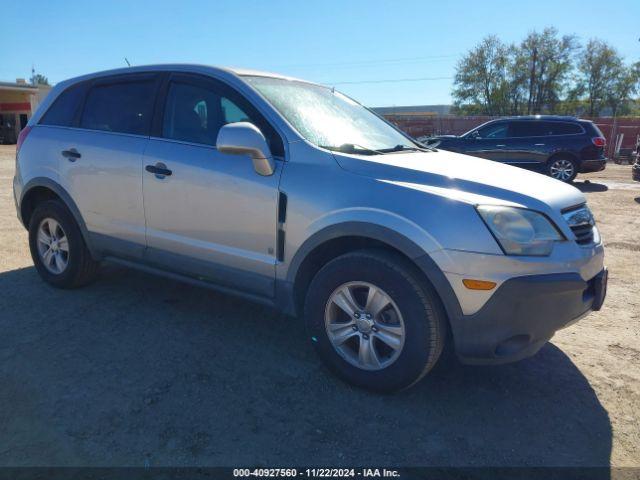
[580,158,607,173]
[453,268,608,365]
[12,175,24,226]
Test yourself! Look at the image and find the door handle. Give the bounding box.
[534,143,545,146]
[145,163,172,177]
[61,149,81,161]
[496,144,506,147]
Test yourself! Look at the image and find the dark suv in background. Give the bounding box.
[425,116,607,182]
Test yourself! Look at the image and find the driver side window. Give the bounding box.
[162,82,252,146]
[161,77,284,156]
[477,122,508,139]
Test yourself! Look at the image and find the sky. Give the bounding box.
[2,0,639,107]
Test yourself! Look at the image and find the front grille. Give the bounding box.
[562,204,596,245]
[570,223,594,245]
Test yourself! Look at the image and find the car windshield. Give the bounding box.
[244,76,418,154]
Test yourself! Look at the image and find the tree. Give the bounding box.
[607,68,639,115]
[452,32,637,117]
[577,39,624,116]
[30,72,49,86]
[518,27,578,114]
[452,36,513,115]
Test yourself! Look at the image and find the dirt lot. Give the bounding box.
[0,144,638,467]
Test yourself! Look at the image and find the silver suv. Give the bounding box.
[13,65,607,391]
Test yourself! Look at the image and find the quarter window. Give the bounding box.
[40,83,87,127]
[80,81,156,135]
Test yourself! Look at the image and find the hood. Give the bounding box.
[333,150,585,213]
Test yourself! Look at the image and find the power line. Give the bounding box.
[272,54,460,70]
[328,76,454,86]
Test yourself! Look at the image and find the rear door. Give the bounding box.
[141,73,284,297]
[57,74,160,258]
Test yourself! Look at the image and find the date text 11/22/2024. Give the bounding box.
[233,468,401,478]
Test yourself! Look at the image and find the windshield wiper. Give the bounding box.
[378,144,435,153]
[320,143,385,155]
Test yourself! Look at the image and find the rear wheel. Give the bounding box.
[304,249,447,392]
[28,200,99,288]
[547,156,577,182]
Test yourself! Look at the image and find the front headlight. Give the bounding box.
[476,205,564,256]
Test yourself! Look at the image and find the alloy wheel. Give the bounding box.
[36,217,69,274]
[324,281,405,371]
[550,159,575,181]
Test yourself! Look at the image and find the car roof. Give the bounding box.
[57,64,315,88]
[494,115,582,122]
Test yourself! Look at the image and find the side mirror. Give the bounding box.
[216,122,275,176]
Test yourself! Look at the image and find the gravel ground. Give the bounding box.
[0,144,638,467]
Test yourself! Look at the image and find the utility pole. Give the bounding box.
[527,47,537,115]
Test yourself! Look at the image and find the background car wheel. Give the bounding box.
[304,249,447,392]
[547,157,577,182]
[28,200,99,288]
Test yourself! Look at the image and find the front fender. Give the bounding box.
[279,216,463,325]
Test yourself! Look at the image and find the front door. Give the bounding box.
[462,121,510,162]
[142,74,284,298]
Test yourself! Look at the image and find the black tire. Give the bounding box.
[547,156,578,183]
[28,199,99,288]
[304,249,447,392]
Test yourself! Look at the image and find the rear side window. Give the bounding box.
[510,121,547,137]
[80,81,156,135]
[511,121,583,137]
[40,83,87,127]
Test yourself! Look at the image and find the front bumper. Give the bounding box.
[580,158,607,173]
[452,268,608,365]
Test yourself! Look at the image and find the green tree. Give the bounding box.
[452,32,638,117]
[518,27,578,114]
[577,39,625,116]
[30,72,49,86]
[607,68,639,115]
[452,35,513,115]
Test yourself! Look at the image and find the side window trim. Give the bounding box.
[153,72,285,157]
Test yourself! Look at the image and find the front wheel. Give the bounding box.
[547,157,577,182]
[304,250,447,392]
